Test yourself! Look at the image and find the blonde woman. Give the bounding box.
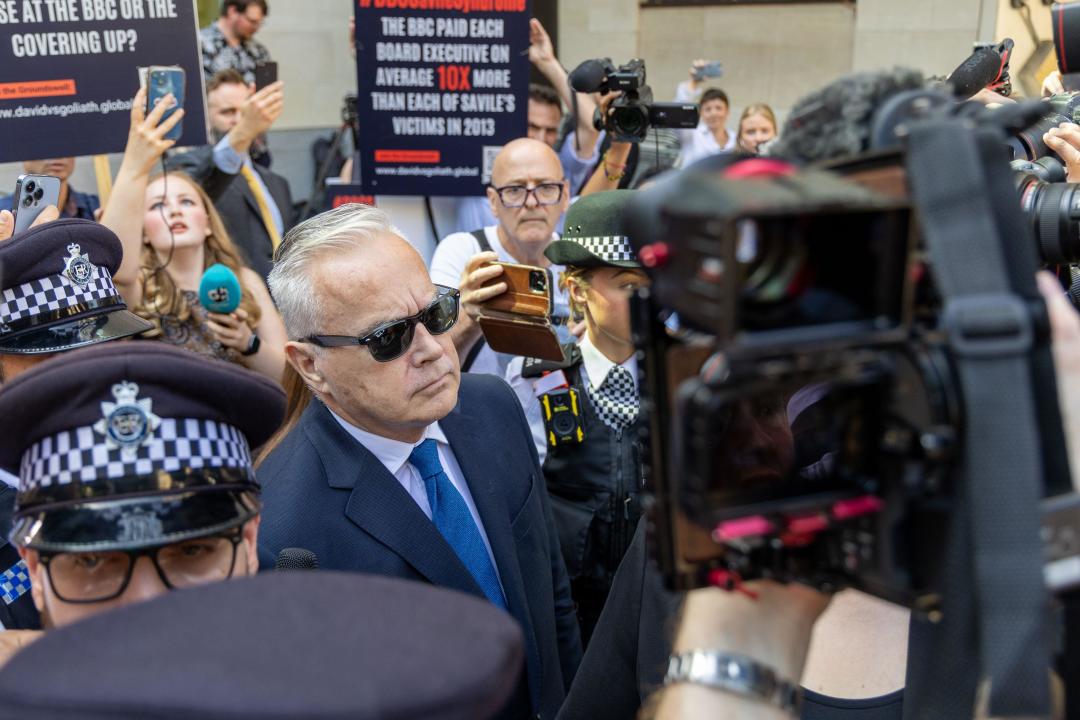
[101,86,286,383]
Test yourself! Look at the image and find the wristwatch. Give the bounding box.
[664,650,802,714]
[241,333,261,357]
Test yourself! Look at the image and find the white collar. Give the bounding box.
[327,408,448,476]
[579,334,638,392]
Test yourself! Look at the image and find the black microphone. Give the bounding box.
[568,59,610,94]
[947,46,1004,99]
[275,547,319,571]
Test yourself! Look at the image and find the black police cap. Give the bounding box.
[0,571,524,719]
[0,219,151,354]
[0,342,286,551]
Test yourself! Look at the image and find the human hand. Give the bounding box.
[231,81,285,152]
[0,630,43,668]
[124,85,184,175]
[674,581,831,681]
[527,18,556,69]
[1043,123,1080,182]
[1043,70,1066,98]
[207,308,255,355]
[970,87,1016,107]
[1037,270,1080,492]
[458,252,506,322]
[0,204,60,242]
[687,59,708,90]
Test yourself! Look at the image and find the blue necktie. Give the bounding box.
[409,439,507,610]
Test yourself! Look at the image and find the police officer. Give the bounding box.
[0,341,284,655]
[0,219,154,631]
[506,190,651,645]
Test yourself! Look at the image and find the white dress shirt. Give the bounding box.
[674,80,736,167]
[0,468,16,489]
[327,410,503,586]
[505,334,639,464]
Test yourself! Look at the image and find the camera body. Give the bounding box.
[628,146,1075,607]
[570,57,698,143]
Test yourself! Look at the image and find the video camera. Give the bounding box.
[626,72,1080,614]
[568,57,698,143]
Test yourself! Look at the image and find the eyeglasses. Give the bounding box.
[241,11,264,27]
[39,531,243,604]
[303,285,460,362]
[490,182,565,208]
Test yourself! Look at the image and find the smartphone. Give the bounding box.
[481,262,553,316]
[143,65,185,142]
[254,61,278,90]
[692,60,723,82]
[11,174,61,235]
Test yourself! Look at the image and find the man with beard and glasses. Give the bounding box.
[258,203,582,720]
[170,69,292,281]
[199,0,272,87]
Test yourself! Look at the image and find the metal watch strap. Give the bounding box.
[664,650,802,714]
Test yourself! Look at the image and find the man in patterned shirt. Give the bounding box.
[199,0,272,87]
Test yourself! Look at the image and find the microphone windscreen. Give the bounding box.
[275,547,320,571]
[198,263,242,314]
[569,59,608,94]
[947,47,1003,99]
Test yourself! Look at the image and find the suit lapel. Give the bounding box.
[303,403,486,599]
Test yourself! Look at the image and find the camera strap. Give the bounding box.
[903,119,1052,717]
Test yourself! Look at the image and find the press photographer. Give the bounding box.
[618,67,1078,719]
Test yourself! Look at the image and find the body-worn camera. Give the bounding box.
[541,388,586,448]
[569,58,698,143]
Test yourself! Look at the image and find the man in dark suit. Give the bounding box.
[171,70,293,279]
[258,203,582,719]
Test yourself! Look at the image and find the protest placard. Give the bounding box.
[0,0,207,163]
[353,0,530,196]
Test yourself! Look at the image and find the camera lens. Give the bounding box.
[613,107,647,141]
[25,181,35,193]
[1016,175,1080,264]
[553,413,575,435]
[33,188,43,201]
[529,270,547,293]
[155,74,167,85]
[22,196,33,208]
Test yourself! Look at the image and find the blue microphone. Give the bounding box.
[199,263,242,314]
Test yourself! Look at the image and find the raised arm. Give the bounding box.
[528,18,600,158]
[100,86,183,303]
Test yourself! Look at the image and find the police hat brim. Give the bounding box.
[12,488,260,552]
[544,239,642,269]
[0,308,151,355]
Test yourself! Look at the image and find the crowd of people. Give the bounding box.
[0,1,1076,718]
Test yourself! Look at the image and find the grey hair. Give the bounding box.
[267,203,404,339]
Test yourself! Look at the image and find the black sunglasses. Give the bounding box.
[303,285,460,362]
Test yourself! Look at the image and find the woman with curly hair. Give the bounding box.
[102,85,286,383]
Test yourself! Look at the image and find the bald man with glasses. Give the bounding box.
[430,138,574,377]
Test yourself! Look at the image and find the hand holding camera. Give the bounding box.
[458,251,507,324]
[122,84,184,176]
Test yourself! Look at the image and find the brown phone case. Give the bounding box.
[478,311,565,362]
[477,262,562,361]
[480,262,553,316]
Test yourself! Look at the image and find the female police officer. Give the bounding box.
[506,190,650,645]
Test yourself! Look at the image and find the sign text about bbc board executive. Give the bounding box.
[354,0,530,196]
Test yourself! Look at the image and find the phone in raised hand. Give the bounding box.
[11,174,61,235]
[141,65,186,142]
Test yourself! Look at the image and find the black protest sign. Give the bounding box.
[0,0,207,163]
[354,0,530,196]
